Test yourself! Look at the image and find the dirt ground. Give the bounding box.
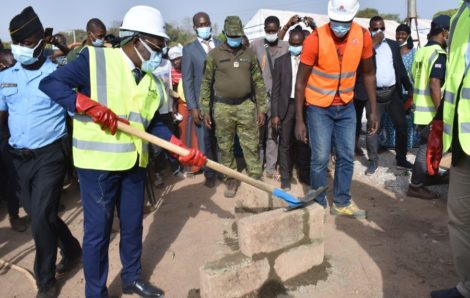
[0,149,457,298]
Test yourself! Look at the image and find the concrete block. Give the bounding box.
[235,182,288,213]
[238,208,305,257]
[307,204,325,241]
[200,253,270,298]
[274,241,324,281]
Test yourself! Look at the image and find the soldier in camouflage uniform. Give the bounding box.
[200,16,267,198]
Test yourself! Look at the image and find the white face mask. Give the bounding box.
[11,39,43,65]
[265,33,278,43]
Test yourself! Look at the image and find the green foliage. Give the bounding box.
[356,8,379,18]
[357,8,403,23]
[165,22,195,47]
[433,8,459,18]
[216,32,226,42]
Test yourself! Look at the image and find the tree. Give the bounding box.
[356,8,379,18]
[165,22,195,46]
[433,8,458,18]
[356,8,402,22]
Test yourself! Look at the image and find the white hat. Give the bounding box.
[120,5,169,40]
[168,44,183,60]
[328,0,360,22]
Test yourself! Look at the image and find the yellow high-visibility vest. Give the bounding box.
[411,44,446,125]
[73,47,167,171]
[443,3,470,154]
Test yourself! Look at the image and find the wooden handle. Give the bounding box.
[117,122,276,194]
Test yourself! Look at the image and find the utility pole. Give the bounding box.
[407,0,421,47]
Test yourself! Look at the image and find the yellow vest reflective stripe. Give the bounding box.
[443,3,470,154]
[411,44,446,125]
[73,47,167,171]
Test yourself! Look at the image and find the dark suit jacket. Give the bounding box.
[271,52,294,120]
[375,39,413,99]
[181,38,221,110]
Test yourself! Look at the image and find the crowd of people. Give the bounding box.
[0,0,469,297]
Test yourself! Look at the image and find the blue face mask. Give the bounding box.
[11,39,43,65]
[226,36,242,48]
[92,39,104,47]
[135,38,163,73]
[197,27,212,40]
[289,45,303,56]
[330,21,351,38]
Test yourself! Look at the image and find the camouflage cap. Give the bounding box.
[224,16,244,36]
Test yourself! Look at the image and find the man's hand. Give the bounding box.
[257,113,266,127]
[203,115,212,129]
[286,15,301,28]
[169,135,207,169]
[426,120,444,176]
[179,148,207,168]
[372,31,384,47]
[368,112,378,135]
[295,120,308,144]
[191,109,203,126]
[271,116,281,129]
[75,93,129,135]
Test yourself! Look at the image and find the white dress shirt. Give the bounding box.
[375,40,396,88]
[198,37,215,54]
[290,54,300,98]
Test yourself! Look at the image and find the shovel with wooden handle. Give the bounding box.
[117,122,327,210]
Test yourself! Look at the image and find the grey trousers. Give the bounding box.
[448,155,470,297]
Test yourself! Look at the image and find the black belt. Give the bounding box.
[376,85,395,91]
[9,138,63,161]
[214,94,252,105]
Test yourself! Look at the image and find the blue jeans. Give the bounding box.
[77,165,146,298]
[307,102,356,207]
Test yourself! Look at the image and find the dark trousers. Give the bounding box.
[279,99,296,181]
[411,125,430,186]
[153,113,180,173]
[366,89,408,163]
[195,118,218,179]
[77,165,146,298]
[11,141,80,289]
[0,135,20,218]
[354,99,367,143]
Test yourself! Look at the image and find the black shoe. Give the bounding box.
[204,177,216,188]
[122,280,165,297]
[56,249,82,275]
[280,179,291,191]
[9,216,27,232]
[431,287,464,298]
[397,160,413,170]
[365,161,378,176]
[36,284,57,298]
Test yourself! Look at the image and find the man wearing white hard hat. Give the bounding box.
[295,0,378,218]
[40,5,206,297]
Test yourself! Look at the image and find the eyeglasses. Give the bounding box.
[371,27,385,32]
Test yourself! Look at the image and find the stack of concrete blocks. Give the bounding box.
[200,183,325,298]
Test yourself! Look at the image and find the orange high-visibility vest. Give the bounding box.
[305,22,364,107]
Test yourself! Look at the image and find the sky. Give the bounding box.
[0,0,460,42]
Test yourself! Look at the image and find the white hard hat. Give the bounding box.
[120,5,169,40]
[328,0,360,22]
[168,45,183,60]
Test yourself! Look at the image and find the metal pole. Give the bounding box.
[407,0,421,48]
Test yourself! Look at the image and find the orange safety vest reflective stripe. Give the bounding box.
[305,22,364,107]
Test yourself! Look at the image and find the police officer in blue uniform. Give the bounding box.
[0,7,81,298]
